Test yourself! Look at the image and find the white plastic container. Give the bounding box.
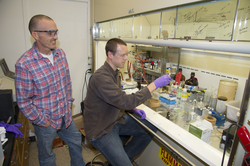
[225,100,241,122]
[0,141,4,166]
[0,127,6,142]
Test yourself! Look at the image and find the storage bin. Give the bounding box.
[225,100,241,122]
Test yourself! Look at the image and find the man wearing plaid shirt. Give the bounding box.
[15,14,85,166]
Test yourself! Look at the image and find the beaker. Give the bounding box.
[156,107,167,118]
[216,96,227,114]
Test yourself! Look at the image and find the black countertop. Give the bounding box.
[2,103,19,166]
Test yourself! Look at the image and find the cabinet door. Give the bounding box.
[22,134,30,166]
[10,139,20,166]
[17,112,29,166]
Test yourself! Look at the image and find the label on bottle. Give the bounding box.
[181,94,188,101]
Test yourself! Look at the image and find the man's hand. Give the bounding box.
[154,74,171,89]
[0,122,24,138]
[44,120,51,127]
[132,108,146,119]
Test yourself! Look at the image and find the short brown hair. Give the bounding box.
[28,14,53,34]
[105,38,127,56]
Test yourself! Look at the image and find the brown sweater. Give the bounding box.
[83,61,151,141]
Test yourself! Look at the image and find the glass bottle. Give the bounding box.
[185,72,198,86]
[188,100,197,123]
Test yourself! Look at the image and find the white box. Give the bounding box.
[225,100,241,122]
[189,120,213,143]
[0,127,6,142]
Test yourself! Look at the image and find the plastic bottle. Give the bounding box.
[176,87,182,100]
[172,85,178,95]
[181,88,188,103]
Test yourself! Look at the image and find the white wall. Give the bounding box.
[0,0,27,72]
[0,0,91,115]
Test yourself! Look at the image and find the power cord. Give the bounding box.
[221,123,241,166]
[82,69,91,101]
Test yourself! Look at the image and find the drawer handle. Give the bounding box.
[24,151,29,159]
[13,161,18,166]
[20,137,25,144]
[11,150,16,162]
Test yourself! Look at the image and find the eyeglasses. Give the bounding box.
[34,30,58,36]
[110,50,128,58]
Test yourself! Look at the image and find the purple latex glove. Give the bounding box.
[0,121,24,138]
[154,74,171,89]
[132,108,146,119]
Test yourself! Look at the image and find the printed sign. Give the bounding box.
[158,147,182,166]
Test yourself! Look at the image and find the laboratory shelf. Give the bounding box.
[136,67,162,78]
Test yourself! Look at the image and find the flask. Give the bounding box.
[185,72,198,86]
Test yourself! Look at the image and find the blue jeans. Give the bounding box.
[90,115,157,166]
[33,117,85,166]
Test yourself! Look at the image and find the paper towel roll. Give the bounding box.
[149,99,160,108]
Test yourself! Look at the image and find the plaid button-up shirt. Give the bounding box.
[15,42,74,129]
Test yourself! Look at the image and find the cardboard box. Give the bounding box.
[189,120,213,143]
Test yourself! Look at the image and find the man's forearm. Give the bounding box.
[147,82,156,93]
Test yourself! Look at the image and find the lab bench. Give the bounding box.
[133,102,230,166]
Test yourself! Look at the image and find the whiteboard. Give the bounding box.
[112,17,133,38]
[161,8,177,38]
[176,0,238,40]
[99,22,111,38]
[234,0,250,41]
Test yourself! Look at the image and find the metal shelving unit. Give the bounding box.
[135,45,181,84]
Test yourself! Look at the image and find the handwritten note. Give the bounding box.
[176,0,237,40]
